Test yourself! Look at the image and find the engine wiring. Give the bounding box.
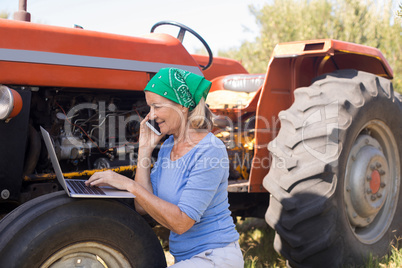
[54,101,142,155]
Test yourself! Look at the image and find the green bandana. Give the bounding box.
[144,68,211,110]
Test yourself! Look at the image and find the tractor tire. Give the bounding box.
[0,191,167,268]
[264,70,402,267]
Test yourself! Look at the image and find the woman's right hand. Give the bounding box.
[138,114,164,153]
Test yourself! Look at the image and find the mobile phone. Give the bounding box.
[146,119,162,136]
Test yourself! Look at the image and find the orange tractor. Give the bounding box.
[0,4,400,268]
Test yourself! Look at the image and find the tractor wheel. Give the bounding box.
[264,70,402,267]
[0,191,167,268]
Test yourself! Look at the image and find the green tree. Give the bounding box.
[219,0,402,92]
[0,11,9,19]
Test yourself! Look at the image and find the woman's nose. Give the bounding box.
[148,109,156,120]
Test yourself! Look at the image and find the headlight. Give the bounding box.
[0,86,23,120]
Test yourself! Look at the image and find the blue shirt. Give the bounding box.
[150,132,239,262]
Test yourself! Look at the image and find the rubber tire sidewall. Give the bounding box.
[333,85,402,265]
[264,70,402,267]
[0,191,167,268]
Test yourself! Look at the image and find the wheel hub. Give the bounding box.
[344,120,400,244]
[345,135,389,227]
[370,169,381,194]
[40,242,131,268]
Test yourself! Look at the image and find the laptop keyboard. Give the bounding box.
[67,180,106,195]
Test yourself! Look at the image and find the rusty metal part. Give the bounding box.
[24,165,137,182]
[13,0,31,22]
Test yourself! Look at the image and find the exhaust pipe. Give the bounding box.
[13,0,31,22]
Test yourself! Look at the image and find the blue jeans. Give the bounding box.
[170,241,244,268]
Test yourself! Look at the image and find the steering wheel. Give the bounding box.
[150,21,213,71]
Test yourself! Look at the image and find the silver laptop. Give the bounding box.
[40,126,135,198]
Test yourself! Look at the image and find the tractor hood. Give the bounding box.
[0,19,202,91]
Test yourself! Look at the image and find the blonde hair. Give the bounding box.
[188,98,213,130]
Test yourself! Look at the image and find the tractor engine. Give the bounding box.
[28,88,150,176]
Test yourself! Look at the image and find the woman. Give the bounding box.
[86,67,244,267]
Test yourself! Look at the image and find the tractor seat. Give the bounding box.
[207,74,265,110]
[211,74,265,93]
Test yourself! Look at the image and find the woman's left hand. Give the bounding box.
[85,170,133,191]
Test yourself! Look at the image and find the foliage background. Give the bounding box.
[0,11,9,19]
[218,0,402,92]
